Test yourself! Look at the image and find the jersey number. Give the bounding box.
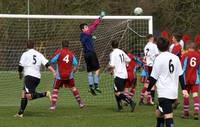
[169,59,174,73]
[190,57,196,67]
[145,48,149,56]
[33,55,37,64]
[63,55,69,63]
[119,54,124,63]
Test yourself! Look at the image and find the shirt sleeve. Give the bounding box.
[123,52,131,63]
[87,18,101,34]
[41,54,49,66]
[109,53,115,67]
[150,58,159,80]
[72,55,78,67]
[176,57,184,76]
[19,53,26,66]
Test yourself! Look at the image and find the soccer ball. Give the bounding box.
[134,7,143,15]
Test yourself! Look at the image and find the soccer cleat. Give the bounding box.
[49,106,56,112]
[79,102,85,108]
[14,113,23,118]
[181,112,189,119]
[130,100,136,112]
[46,90,52,101]
[194,113,199,120]
[116,105,123,112]
[95,87,102,94]
[88,88,97,96]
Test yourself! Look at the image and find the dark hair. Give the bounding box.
[62,40,69,48]
[80,23,87,31]
[157,37,169,52]
[172,33,182,42]
[111,40,119,48]
[27,40,34,49]
[146,34,154,40]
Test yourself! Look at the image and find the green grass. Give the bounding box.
[0,71,199,127]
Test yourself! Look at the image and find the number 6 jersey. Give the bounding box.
[19,49,49,79]
[51,48,78,80]
[150,52,183,99]
[181,50,200,85]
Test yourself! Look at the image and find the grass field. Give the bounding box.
[0,71,199,127]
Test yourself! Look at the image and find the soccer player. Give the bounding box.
[169,33,183,59]
[139,34,159,105]
[108,40,136,112]
[147,37,189,127]
[124,52,143,98]
[14,40,56,118]
[79,11,105,95]
[50,40,84,111]
[181,42,200,120]
[169,33,183,109]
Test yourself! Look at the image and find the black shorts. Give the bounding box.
[23,75,40,93]
[84,52,100,72]
[157,98,176,115]
[114,77,126,92]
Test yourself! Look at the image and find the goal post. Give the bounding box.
[0,14,153,106]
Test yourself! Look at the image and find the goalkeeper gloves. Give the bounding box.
[99,11,105,20]
[92,35,97,40]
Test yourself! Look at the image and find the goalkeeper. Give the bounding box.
[79,11,105,95]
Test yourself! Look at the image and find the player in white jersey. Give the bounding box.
[108,40,136,112]
[14,40,56,118]
[147,37,189,127]
[139,34,159,105]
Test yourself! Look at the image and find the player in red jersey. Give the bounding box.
[124,52,143,98]
[50,40,84,111]
[169,33,183,60]
[181,42,200,120]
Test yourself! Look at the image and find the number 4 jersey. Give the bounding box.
[151,52,183,99]
[19,49,49,79]
[181,50,200,85]
[51,48,78,80]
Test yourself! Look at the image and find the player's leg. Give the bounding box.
[113,80,123,112]
[155,109,164,127]
[139,69,148,105]
[129,78,137,98]
[88,72,96,95]
[67,79,85,108]
[50,79,61,111]
[182,85,190,119]
[94,69,102,93]
[15,90,27,117]
[84,53,96,95]
[159,98,175,127]
[192,85,199,120]
[115,77,136,112]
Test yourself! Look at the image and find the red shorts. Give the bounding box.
[125,78,137,88]
[53,78,75,89]
[186,84,199,93]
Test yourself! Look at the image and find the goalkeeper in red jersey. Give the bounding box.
[79,11,105,95]
[50,40,84,111]
[124,52,143,98]
[181,42,200,120]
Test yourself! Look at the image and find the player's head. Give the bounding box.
[172,33,182,43]
[146,34,154,42]
[157,37,170,52]
[62,40,69,48]
[111,40,119,49]
[80,23,88,32]
[26,40,34,49]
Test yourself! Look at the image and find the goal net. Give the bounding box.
[0,14,152,107]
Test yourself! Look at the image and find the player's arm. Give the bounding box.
[18,54,25,80]
[87,11,105,34]
[134,56,144,67]
[50,50,61,64]
[41,54,56,78]
[72,55,78,73]
[108,53,115,75]
[123,52,131,64]
[177,58,189,97]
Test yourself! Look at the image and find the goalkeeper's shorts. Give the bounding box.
[84,51,100,72]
